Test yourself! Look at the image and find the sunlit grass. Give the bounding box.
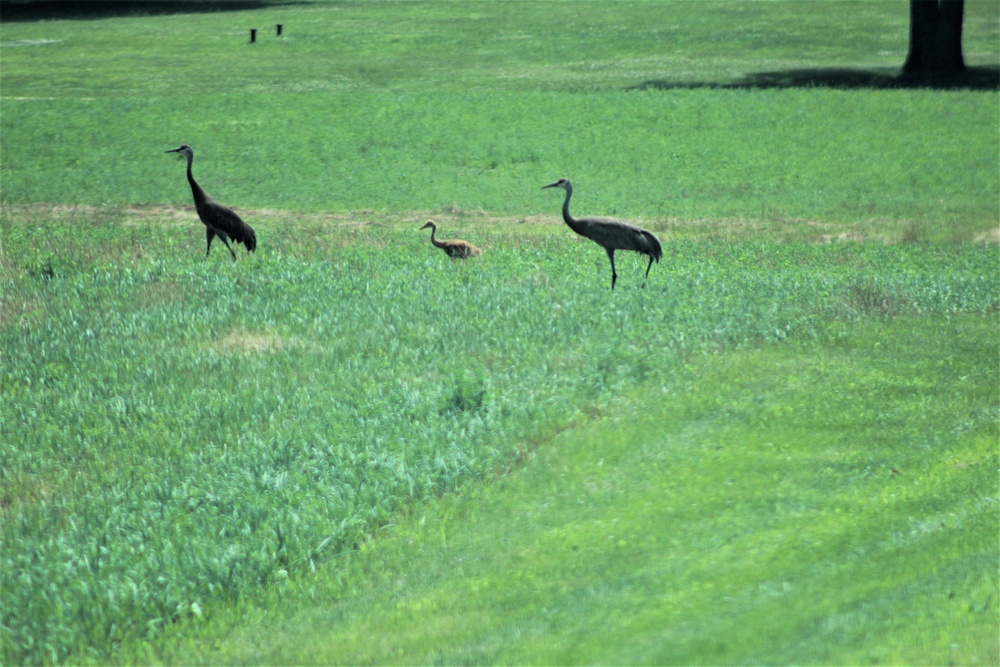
[1,2,998,238]
[114,316,998,666]
[1,0,997,96]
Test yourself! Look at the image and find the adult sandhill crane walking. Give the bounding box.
[420,221,482,259]
[165,144,257,260]
[542,178,662,290]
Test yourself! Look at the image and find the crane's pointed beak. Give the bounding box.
[165,148,181,154]
[541,181,558,189]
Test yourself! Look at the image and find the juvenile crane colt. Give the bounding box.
[420,221,481,259]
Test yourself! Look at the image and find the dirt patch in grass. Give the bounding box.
[214,330,323,355]
[973,227,1000,244]
[217,331,287,354]
[0,472,55,516]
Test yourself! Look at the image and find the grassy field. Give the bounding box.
[1,1,998,664]
[4,218,997,666]
[1,1,998,235]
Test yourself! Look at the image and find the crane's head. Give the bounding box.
[542,178,571,191]
[420,220,437,231]
[165,144,193,159]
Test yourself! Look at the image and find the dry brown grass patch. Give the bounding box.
[973,227,1000,244]
[217,331,287,354]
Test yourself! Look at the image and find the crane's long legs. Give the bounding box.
[220,237,237,260]
[206,227,238,260]
[605,247,617,290]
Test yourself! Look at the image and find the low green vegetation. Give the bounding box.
[1,0,997,664]
[1,0,997,96]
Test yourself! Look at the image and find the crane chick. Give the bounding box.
[165,144,257,260]
[542,178,661,290]
[420,221,481,259]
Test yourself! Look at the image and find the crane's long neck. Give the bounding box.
[185,153,209,208]
[428,225,445,248]
[560,185,587,236]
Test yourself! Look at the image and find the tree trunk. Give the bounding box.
[903,0,965,74]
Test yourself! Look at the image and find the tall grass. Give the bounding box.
[2,215,997,663]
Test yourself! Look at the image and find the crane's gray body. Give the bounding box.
[543,178,662,289]
[166,145,257,260]
[565,214,662,257]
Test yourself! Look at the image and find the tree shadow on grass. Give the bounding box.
[632,66,1000,91]
[0,0,306,22]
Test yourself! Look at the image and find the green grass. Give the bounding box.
[2,217,997,664]
[122,316,998,666]
[1,0,997,96]
[1,0,998,664]
[2,88,998,240]
[1,1,998,239]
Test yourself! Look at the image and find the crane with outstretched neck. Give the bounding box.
[542,178,661,290]
[165,144,257,260]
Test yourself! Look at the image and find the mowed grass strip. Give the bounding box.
[120,316,999,666]
[0,0,996,96]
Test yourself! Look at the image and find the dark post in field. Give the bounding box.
[276,24,283,36]
[250,28,257,43]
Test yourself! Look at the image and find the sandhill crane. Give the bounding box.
[165,144,257,260]
[420,221,482,259]
[542,178,662,290]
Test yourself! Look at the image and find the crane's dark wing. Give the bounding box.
[582,217,660,259]
[204,201,257,252]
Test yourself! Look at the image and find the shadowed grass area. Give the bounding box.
[0,1,301,22]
